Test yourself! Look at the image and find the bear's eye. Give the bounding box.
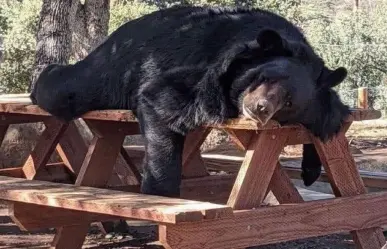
[285,101,292,107]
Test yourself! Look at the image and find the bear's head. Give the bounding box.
[221,29,350,141]
[30,63,92,121]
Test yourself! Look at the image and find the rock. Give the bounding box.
[104,233,114,239]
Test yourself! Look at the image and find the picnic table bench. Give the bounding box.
[0,93,386,249]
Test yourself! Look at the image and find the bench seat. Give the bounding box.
[0,176,233,224]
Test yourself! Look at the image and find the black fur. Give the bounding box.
[31,6,350,196]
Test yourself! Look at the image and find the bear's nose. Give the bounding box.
[257,99,269,114]
[255,98,275,125]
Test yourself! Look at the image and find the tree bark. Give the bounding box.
[29,0,75,92]
[71,0,110,61]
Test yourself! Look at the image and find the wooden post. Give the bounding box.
[357,87,368,109]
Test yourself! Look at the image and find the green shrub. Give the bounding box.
[0,0,42,93]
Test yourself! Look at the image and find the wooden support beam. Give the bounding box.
[0,113,48,125]
[119,146,142,184]
[224,129,253,150]
[160,191,387,249]
[56,122,89,175]
[181,174,236,204]
[357,87,369,109]
[227,130,290,209]
[182,128,211,178]
[74,137,125,187]
[57,120,141,234]
[269,163,304,204]
[9,202,120,231]
[0,163,73,182]
[312,130,386,249]
[22,119,68,180]
[51,121,127,249]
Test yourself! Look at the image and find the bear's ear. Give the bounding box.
[317,67,347,90]
[256,29,286,52]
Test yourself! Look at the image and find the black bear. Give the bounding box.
[31,6,350,197]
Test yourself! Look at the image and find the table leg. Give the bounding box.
[312,128,386,249]
[182,127,211,178]
[269,162,304,204]
[227,129,290,210]
[50,121,126,249]
[224,129,302,205]
[22,119,68,180]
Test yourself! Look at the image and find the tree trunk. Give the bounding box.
[29,0,75,92]
[72,0,110,61]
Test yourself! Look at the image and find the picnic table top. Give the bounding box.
[0,94,381,130]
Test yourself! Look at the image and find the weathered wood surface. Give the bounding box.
[0,176,233,224]
[22,119,68,180]
[227,130,290,209]
[9,202,121,231]
[312,130,386,248]
[0,95,381,128]
[160,191,387,249]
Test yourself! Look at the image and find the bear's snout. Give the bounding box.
[242,83,287,125]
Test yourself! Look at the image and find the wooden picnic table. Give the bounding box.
[0,94,386,249]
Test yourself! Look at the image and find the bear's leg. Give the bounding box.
[137,108,185,198]
[301,143,322,186]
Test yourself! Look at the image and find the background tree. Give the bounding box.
[0,0,386,164]
[29,0,74,90]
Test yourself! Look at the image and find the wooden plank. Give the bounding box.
[160,191,387,249]
[57,122,141,185]
[286,127,312,145]
[357,87,369,109]
[0,103,380,128]
[207,109,380,130]
[0,113,48,124]
[227,130,290,209]
[56,122,89,175]
[269,163,304,204]
[51,121,128,249]
[182,128,210,178]
[109,174,236,204]
[312,130,386,249]
[22,119,68,180]
[73,132,125,187]
[0,176,233,224]
[116,146,142,184]
[180,174,236,204]
[224,129,253,150]
[9,202,120,231]
[53,225,90,249]
[313,131,368,197]
[0,103,139,122]
[0,163,73,183]
[0,94,31,104]
[0,167,25,178]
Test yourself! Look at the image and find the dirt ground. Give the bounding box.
[0,120,386,248]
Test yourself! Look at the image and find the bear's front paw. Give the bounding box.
[301,167,321,187]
